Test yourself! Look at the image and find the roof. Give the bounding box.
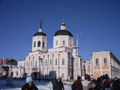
[54,30,73,37]
[33,32,46,36]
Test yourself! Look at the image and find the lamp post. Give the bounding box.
[39,57,42,82]
[20,66,21,78]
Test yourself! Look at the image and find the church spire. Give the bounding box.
[39,17,42,32]
[61,17,66,30]
[62,16,64,24]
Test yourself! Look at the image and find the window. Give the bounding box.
[38,41,41,47]
[63,40,65,45]
[42,60,44,66]
[16,72,18,76]
[69,41,71,46]
[43,42,45,48]
[33,57,34,67]
[56,41,58,45]
[62,58,65,65]
[88,65,90,68]
[62,73,64,78]
[35,61,37,67]
[104,58,107,66]
[50,59,52,65]
[76,62,78,66]
[31,61,32,67]
[96,58,99,66]
[55,59,57,65]
[88,69,90,73]
[34,41,36,47]
[26,61,28,67]
[45,60,47,65]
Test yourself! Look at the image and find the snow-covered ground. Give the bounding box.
[0,79,89,90]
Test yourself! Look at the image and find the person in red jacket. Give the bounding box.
[102,74,111,90]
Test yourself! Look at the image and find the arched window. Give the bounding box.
[50,59,52,65]
[88,69,90,73]
[31,61,32,67]
[88,65,90,68]
[35,61,37,67]
[26,61,28,67]
[41,60,44,66]
[63,40,65,45]
[33,57,34,67]
[34,41,36,47]
[45,60,47,65]
[43,42,45,48]
[104,58,107,66]
[38,41,41,47]
[69,41,71,46]
[56,41,58,45]
[16,72,18,76]
[76,62,78,66]
[55,59,57,65]
[62,73,64,78]
[96,58,99,66]
[62,58,65,65]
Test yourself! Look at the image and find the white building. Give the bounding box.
[13,19,84,80]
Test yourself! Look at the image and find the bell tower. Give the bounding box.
[32,18,47,52]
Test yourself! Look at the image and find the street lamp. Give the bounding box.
[39,57,42,82]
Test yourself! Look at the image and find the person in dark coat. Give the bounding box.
[112,78,120,90]
[72,76,83,90]
[22,76,38,90]
[96,77,102,90]
[89,80,98,90]
[52,77,57,90]
[52,77,64,90]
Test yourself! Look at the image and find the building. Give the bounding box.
[0,58,17,66]
[10,19,120,80]
[84,60,93,77]
[91,51,120,79]
[0,65,9,77]
[14,19,84,80]
[0,58,17,77]
[11,60,25,78]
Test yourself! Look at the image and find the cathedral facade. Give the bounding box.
[10,19,120,80]
[16,19,84,80]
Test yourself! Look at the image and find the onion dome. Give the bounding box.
[54,19,73,37]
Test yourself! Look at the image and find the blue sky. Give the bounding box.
[0,0,120,60]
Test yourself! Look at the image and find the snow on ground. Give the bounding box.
[0,79,89,90]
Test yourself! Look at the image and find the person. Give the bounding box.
[96,77,102,90]
[112,77,120,90]
[52,76,64,90]
[51,77,57,90]
[102,77,111,90]
[72,76,83,90]
[88,81,91,90]
[89,80,98,90]
[22,76,38,90]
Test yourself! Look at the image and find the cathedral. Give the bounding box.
[10,19,120,80]
[15,19,84,80]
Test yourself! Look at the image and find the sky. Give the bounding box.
[0,0,120,60]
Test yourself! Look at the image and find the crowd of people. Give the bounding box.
[21,74,120,90]
[22,76,64,90]
[88,74,120,90]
